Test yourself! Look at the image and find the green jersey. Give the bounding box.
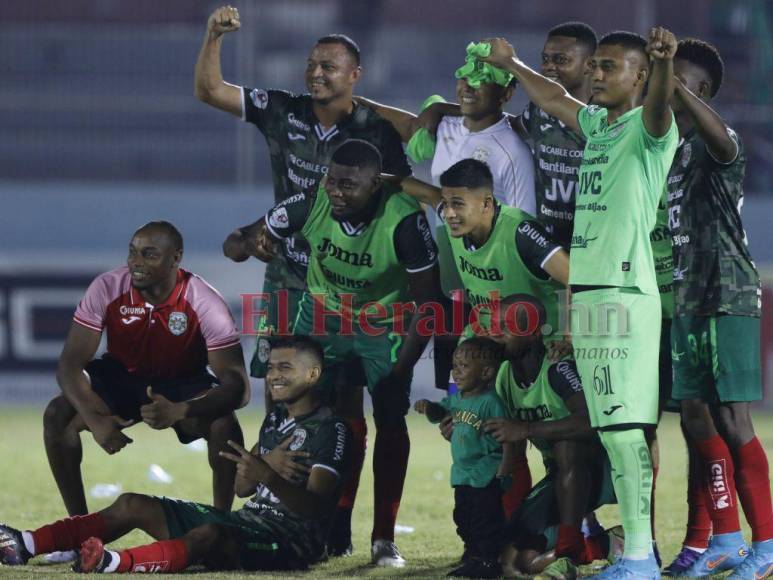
[242,87,411,290]
[434,389,509,488]
[265,182,438,325]
[239,404,350,561]
[495,355,583,459]
[520,102,586,250]
[572,105,678,294]
[445,204,564,337]
[650,190,674,318]
[666,128,761,317]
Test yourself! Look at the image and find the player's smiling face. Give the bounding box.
[325,162,380,222]
[541,36,591,94]
[588,45,647,108]
[266,348,320,404]
[456,78,509,120]
[440,186,493,238]
[126,229,180,291]
[305,43,361,104]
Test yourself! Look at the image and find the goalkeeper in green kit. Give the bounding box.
[480,28,678,579]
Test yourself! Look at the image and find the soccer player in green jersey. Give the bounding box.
[664,38,773,579]
[0,336,352,574]
[415,337,511,579]
[481,28,679,579]
[228,139,441,566]
[482,294,618,579]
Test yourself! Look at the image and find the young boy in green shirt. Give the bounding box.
[415,337,512,579]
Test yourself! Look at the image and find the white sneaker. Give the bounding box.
[371,539,406,567]
[44,550,78,563]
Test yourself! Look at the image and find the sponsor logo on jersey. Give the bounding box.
[250,88,269,110]
[121,315,142,325]
[570,223,599,249]
[556,361,583,393]
[602,404,623,416]
[518,221,550,248]
[512,405,553,421]
[458,256,503,281]
[287,132,306,141]
[540,123,553,132]
[317,238,374,267]
[334,421,347,461]
[287,112,310,132]
[168,311,188,336]
[289,428,307,450]
[681,142,692,168]
[268,207,289,230]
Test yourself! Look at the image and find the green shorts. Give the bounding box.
[157,497,307,570]
[571,289,661,429]
[659,317,679,413]
[506,448,616,550]
[671,314,762,403]
[292,293,410,421]
[249,279,305,379]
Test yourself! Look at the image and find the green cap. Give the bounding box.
[454,42,514,89]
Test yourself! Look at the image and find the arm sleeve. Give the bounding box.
[379,121,413,177]
[547,360,585,401]
[264,192,314,240]
[576,104,606,140]
[506,138,537,214]
[241,87,292,132]
[394,212,439,273]
[308,419,351,478]
[190,278,241,351]
[73,275,111,332]
[514,219,563,279]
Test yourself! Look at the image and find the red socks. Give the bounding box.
[694,435,740,534]
[338,418,367,510]
[733,437,773,542]
[502,454,531,519]
[555,524,585,562]
[684,446,712,549]
[117,539,189,573]
[372,421,410,542]
[31,513,107,555]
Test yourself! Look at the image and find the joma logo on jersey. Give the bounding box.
[512,405,553,421]
[458,256,503,281]
[578,170,602,195]
[570,223,599,249]
[317,238,373,267]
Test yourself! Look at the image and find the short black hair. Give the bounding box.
[599,31,648,62]
[330,139,382,173]
[136,220,183,251]
[270,336,324,367]
[501,293,548,333]
[548,21,598,53]
[676,38,724,97]
[316,34,361,65]
[439,159,494,191]
[455,337,504,371]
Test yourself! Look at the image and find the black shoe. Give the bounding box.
[447,557,502,578]
[0,523,31,565]
[326,507,353,557]
[327,542,353,557]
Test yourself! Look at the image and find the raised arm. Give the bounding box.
[382,174,443,207]
[482,38,583,133]
[194,5,244,116]
[643,27,676,138]
[673,77,738,164]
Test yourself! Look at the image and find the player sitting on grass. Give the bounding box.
[415,337,511,579]
[482,293,619,579]
[0,336,351,574]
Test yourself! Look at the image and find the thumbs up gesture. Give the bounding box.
[140,386,187,429]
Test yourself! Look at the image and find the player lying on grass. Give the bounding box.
[415,337,513,579]
[47,221,249,521]
[0,336,351,574]
[482,293,619,579]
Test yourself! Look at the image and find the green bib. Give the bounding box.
[301,183,420,324]
[495,357,572,458]
[448,206,563,337]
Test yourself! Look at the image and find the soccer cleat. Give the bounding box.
[371,539,406,568]
[447,557,502,578]
[682,532,749,577]
[0,523,31,566]
[590,553,661,579]
[727,540,773,580]
[663,546,703,576]
[536,556,579,580]
[73,537,112,573]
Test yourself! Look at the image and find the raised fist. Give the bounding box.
[208,5,241,37]
[646,27,677,61]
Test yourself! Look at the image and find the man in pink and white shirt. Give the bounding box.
[46,221,250,518]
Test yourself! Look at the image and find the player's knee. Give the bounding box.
[43,395,75,433]
[680,399,711,436]
[716,403,755,448]
[111,492,154,519]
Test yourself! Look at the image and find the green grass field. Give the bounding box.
[1,407,772,578]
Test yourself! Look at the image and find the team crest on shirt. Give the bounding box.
[289,428,307,450]
[681,143,692,168]
[250,88,269,110]
[472,147,490,162]
[268,207,289,230]
[257,338,271,363]
[168,312,188,336]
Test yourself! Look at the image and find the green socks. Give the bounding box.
[599,428,654,560]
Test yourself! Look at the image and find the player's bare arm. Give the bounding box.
[354,97,421,143]
[497,441,523,477]
[542,248,570,286]
[643,27,676,137]
[223,218,275,262]
[414,399,448,423]
[190,344,250,413]
[481,38,583,133]
[194,5,243,117]
[383,174,442,207]
[221,440,339,518]
[673,76,738,163]
[56,322,134,454]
